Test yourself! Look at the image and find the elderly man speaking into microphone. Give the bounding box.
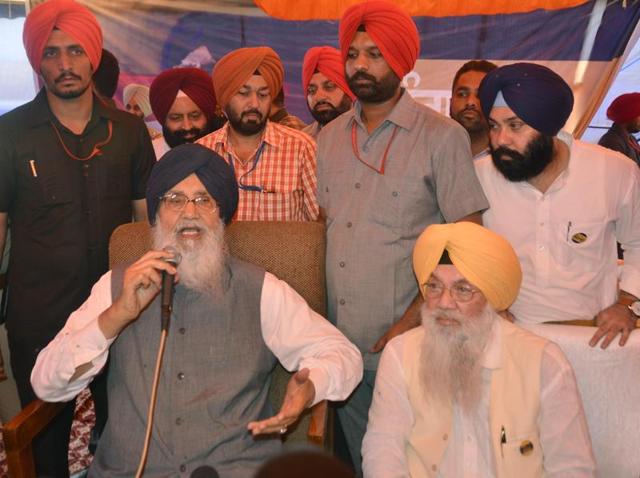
[31,143,362,477]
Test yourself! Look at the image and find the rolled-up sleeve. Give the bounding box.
[31,272,115,402]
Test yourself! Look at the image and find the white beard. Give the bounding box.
[419,303,497,416]
[152,217,227,299]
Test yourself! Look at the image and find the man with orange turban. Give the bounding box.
[198,46,318,221]
[363,222,596,477]
[0,1,155,475]
[150,67,225,159]
[301,46,354,138]
[598,92,640,167]
[316,1,488,471]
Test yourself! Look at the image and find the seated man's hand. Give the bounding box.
[247,368,315,436]
[589,303,636,349]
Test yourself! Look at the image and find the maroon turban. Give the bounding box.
[302,46,355,100]
[339,0,419,80]
[213,47,284,110]
[607,93,640,124]
[23,0,102,72]
[150,68,217,125]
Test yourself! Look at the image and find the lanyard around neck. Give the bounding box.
[228,141,267,192]
[50,119,113,161]
[351,121,399,175]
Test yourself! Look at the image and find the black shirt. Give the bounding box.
[0,88,155,344]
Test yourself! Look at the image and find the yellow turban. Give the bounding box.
[413,222,522,311]
[212,46,284,110]
[123,83,152,118]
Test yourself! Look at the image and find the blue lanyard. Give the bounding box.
[228,142,266,192]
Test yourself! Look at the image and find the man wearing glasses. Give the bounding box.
[31,144,362,477]
[362,221,595,477]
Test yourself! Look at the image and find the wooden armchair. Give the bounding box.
[4,220,330,477]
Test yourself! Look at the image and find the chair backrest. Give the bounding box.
[109,220,327,442]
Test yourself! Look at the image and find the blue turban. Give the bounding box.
[479,63,574,136]
[146,144,238,225]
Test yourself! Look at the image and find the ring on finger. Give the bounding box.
[279,426,287,435]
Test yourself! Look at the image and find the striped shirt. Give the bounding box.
[197,121,319,221]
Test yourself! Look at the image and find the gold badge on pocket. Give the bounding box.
[519,440,534,455]
[571,232,587,244]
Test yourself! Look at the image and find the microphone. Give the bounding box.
[190,465,219,478]
[161,246,181,332]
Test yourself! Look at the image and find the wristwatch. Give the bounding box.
[628,301,640,317]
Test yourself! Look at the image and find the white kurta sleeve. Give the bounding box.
[538,342,597,476]
[259,272,363,405]
[31,271,116,402]
[617,165,640,298]
[362,335,412,478]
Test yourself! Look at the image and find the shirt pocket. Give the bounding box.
[501,431,543,478]
[259,189,304,221]
[552,220,607,272]
[19,152,73,207]
[368,174,428,232]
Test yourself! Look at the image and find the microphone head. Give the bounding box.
[163,246,182,266]
[190,465,219,478]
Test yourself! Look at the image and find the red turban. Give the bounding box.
[150,68,217,125]
[23,0,102,73]
[607,93,640,124]
[339,0,419,80]
[302,46,355,101]
[212,47,284,110]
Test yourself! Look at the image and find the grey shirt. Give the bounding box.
[317,90,488,369]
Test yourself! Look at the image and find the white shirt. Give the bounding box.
[475,132,640,324]
[31,270,363,405]
[362,320,596,477]
[152,135,170,160]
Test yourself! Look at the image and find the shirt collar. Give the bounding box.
[26,88,118,128]
[350,88,414,132]
[217,120,282,154]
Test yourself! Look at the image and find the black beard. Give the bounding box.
[225,107,267,136]
[450,107,488,135]
[162,122,214,148]
[346,69,400,103]
[309,95,352,126]
[490,133,555,182]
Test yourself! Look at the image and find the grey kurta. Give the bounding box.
[317,90,489,370]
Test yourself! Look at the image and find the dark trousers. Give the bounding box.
[9,338,109,477]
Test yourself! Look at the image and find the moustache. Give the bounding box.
[348,71,378,83]
[492,146,524,161]
[241,109,263,121]
[313,101,336,111]
[174,128,202,140]
[55,72,81,83]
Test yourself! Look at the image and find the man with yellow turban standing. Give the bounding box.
[198,46,318,221]
[301,46,355,138]
[317,2,488,471]
[0,1,155,475]
[362,222,596,477]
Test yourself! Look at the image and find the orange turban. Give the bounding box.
[339,0,419,80]
[413,222,522,311]
[302,46,355,101]
[23,0,102,73]
[212,47,284,110]
[150,68,217,125]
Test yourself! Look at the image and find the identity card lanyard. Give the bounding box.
[351,121,399,175]
[228,141,267,192]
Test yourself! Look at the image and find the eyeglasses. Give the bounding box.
[423,280,480,303]
[159,192,218,212]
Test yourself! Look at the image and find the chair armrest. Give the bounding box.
[307,399,332,450]
[3,398,66,478]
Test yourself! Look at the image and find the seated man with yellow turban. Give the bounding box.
[362,222,596,477]
[198,46,318,221]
